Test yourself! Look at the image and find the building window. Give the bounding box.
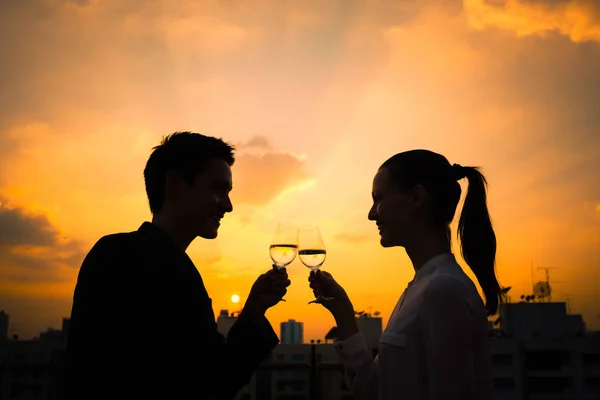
[583,353,600,367]
[526,377,573,395]
[291,354,305,362]
[32,367,44,380]
[277,395,306,400]
[491,354,513,366]
[585,377,600,397]
[277,379,306,392]
[494,377,515,391]
[525,350,570,371]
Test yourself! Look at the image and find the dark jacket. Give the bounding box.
[63,222,279,400]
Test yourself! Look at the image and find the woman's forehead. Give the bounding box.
[373,168,392,189]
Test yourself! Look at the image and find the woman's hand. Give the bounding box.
[308,270,354,318]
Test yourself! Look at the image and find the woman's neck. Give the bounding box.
[405,229,450,273]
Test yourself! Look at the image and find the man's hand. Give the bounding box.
[244,265,291,316]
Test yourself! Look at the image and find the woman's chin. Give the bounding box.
[379,234,393,248]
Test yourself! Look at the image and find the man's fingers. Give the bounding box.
[271,279,291,290]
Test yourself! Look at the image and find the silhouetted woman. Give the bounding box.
[309,150,502,400]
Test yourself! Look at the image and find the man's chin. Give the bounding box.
[198,229,219,240]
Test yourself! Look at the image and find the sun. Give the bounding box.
[231,294,240,304]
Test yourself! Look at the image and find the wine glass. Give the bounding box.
[298,225,333,304]
[269,223,298,302]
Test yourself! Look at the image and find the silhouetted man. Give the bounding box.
[64,132,290,400]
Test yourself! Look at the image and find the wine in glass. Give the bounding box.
[269,223,298,302]
[298,225,333,304]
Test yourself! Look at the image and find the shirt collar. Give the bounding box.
[137,221,196,266]
[414,252,455,281]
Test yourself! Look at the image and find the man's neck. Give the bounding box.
[151,214,194,252]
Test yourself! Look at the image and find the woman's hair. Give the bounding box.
[381,150,504,315]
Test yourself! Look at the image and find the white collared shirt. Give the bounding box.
[334,253,493,400]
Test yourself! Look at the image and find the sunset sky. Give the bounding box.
[1,0,599,340]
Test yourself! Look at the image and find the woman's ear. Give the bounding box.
[410,184,428,212]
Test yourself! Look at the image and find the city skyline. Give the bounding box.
[1,0,599,340]
[2,300,599,400]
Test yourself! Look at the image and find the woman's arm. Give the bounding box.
[333,307,380,400]
[308,270,382,399]
[420,277,475,400]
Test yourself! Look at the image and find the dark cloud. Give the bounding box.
[0,199,86,283]
[67,0,95,6]
[0,200,58,246]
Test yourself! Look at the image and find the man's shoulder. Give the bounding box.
[79,230,145,276]
[90,230,142,254]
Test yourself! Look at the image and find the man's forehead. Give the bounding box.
[198,158,232,182]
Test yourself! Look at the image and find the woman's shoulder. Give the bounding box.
[423,267,480,303]
[421,267,486,318]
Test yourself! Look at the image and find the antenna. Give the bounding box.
[530,260,535,289]
[537,266,557,302]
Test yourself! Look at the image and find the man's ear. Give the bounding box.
[164,170,184,203]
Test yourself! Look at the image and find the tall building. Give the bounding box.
[356,313,382,354]
[280,319,303,344]
[216,309,237,338]
[0,310,8,341]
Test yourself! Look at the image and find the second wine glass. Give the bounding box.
[269,223,298,302]
[298,225,333,304]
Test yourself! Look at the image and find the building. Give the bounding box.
[1,300,599,400]
[216,309,237,338]
[0,311,8,341]
[232,343,353,400]
[0,331,65,400]
[231,304,600,400]
[355,312,382,354]
[232,312,384,400]
[489,301,600,400]
[280,320,304,345]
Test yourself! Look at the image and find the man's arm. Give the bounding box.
[207,304,279,400]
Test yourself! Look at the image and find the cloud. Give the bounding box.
[236,135,272,150]
[0,198,57,246]
[463,0,600,43]
[0,199,86,284]
[1,0,600,335]
[231,138,312,205]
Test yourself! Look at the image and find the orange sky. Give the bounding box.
[0,0,599,340]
